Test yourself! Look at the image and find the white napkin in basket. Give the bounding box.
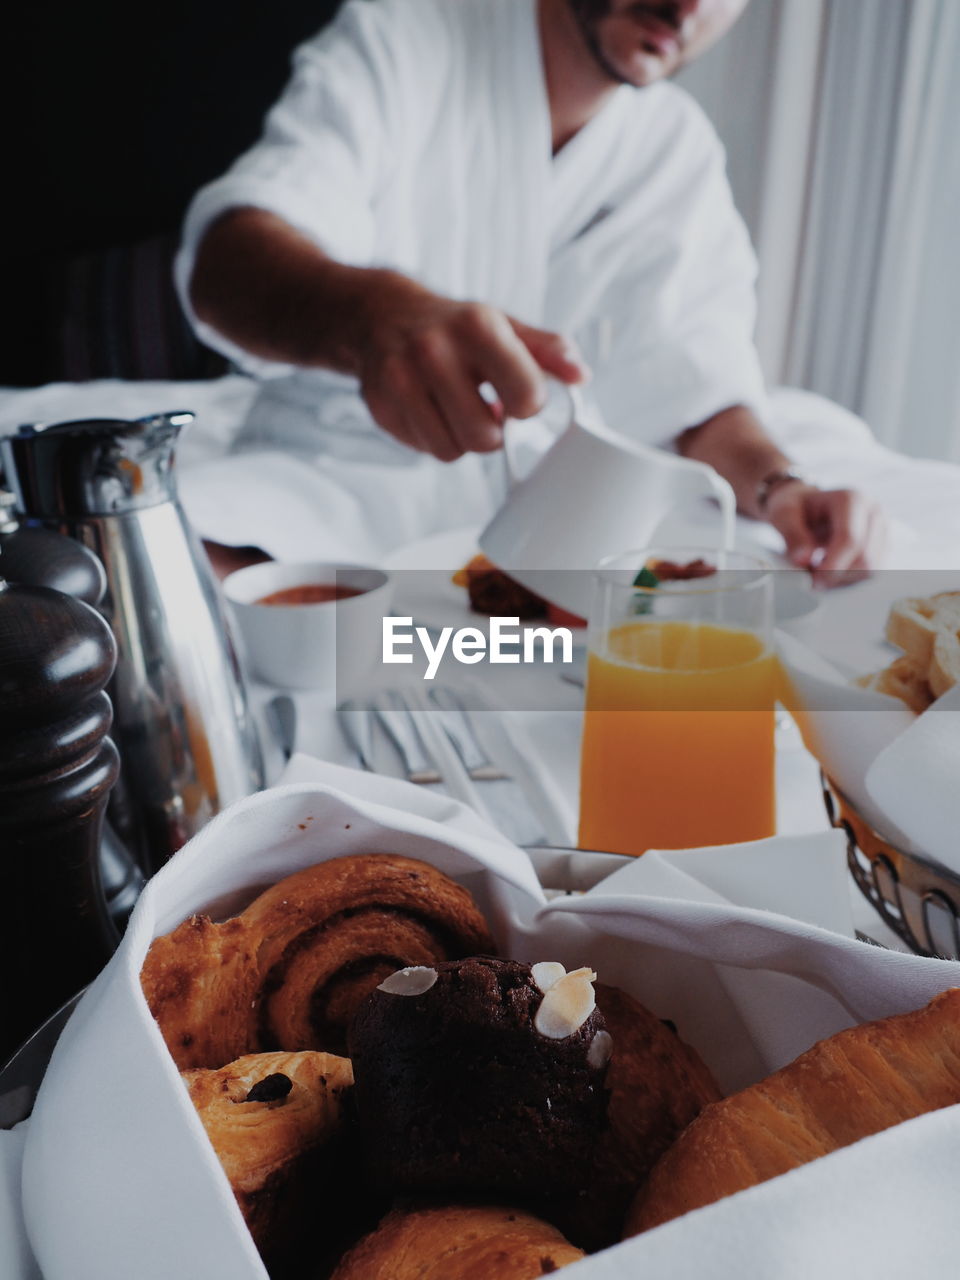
[14,757,960,1280]
[866,682,960,873]
[777,568,960,869]
[777,629,918,844]
[0,1126,40,1280]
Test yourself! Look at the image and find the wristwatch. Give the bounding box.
[756,468,807,513]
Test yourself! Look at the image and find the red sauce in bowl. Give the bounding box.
[255,583,366,606]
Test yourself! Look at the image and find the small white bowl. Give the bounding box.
[223,561,393,691]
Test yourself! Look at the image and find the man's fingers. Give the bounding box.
[808,490,884,587]
[448,307,550,419]
[812,491,863,576]
[770,493,818,567]
[813,552,871,588]
[365,357,464,462]
[828,505,885,583]
[510,319,590,385]
[360,298,589,453]
[410,330,504,453]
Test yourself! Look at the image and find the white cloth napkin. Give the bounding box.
[779,603,960,870]
[562,1104,960,1280]
[777,629,918,844]
[866,682,960,871]
[0,1126,41,1280]
[9,757,960,1280]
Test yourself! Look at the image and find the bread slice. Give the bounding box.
[932,591,960,624]
[929,627,960,699]
[885,593,960,666]
[854,655,934,714]
[625,988,960,1236]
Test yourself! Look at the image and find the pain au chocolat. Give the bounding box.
[183,1050,354,1260]
[329,1204,586,1280]
[141,853,496,1068]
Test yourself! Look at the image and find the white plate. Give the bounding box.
[384,524,823,637]
[383,525,588,634]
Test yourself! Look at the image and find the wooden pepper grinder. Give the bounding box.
[0,566,122,1064]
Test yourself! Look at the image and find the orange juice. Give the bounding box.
[579,620,777,855]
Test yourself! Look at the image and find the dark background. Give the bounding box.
[5,1,344,386]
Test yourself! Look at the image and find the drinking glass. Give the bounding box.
[578,547,777,855]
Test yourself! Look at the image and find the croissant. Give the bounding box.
[626,987,960,1235]
[142,853,496,1068]
[183,1050,354,1260]
[329,1204,585,1280]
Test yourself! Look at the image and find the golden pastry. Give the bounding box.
[183,1049,353,1261]
[329,1204,585,1279]
[142,853,496,1068]
[929,626,960,699]
[855,589,960,711]
[885,592,960,668]
[854,654,935,714]
[626,987,960,1235]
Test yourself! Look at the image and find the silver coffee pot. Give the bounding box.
[1,411,265,875]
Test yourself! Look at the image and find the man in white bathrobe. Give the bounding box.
[177,0,884,585]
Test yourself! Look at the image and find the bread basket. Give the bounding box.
[822,774,960,959]
[20,765,960,1280]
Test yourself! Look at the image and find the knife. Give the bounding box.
[426,686,548,845]
[371,690,446,789]
[337,698,376,770]
[267,693,298,761]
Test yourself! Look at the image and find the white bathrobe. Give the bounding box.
[172,0,782,561]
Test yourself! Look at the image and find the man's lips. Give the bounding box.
[631,11,685,57]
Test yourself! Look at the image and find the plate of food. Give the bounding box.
[383,526,589,634]
[384,526,823,640]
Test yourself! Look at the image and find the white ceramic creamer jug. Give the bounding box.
[478,385,736,619]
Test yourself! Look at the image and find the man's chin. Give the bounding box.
[608,48,676,88]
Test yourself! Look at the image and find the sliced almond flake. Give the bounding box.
[534,968,597,1039]
[587,1030,613,1069]
[565,967,597,984]
[531,962,567,994]
[378,966,438,996]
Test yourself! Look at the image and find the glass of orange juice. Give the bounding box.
[578,547,776,855]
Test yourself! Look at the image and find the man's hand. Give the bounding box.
[678,405,887,589]
[356,280,588,461]
[764,482,886,587]
[191,210,587,462]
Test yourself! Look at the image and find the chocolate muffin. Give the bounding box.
[348,956,611,1200]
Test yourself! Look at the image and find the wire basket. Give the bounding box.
[822,774,960,959]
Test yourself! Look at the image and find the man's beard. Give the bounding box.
[566,1,688,86]
[566,0,632,85]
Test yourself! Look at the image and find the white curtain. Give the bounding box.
[679,0,960,461]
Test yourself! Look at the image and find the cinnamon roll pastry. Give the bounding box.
[183,1050,354,1264]
[329,1204,585,1280]
[242,854,495,1055]
[141,853,496,1068]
